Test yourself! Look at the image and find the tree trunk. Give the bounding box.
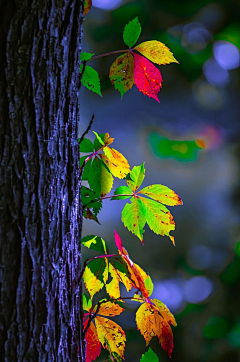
[0,1,85,361]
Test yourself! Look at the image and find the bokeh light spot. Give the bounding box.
[213,41,240,70]
[183,276,213,303]
[92,0,123,10]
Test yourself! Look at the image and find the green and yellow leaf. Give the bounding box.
[109,51,134,97]
[101,147,130,179]
[88,157,114,197]
[111,186,133,200]
[138,184,182,206]
[82,235,109,254]
[127,163,145,192]
[121,197,146,242]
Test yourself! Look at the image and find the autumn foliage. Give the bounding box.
[80,11,181,362]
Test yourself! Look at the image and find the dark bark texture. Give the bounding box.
[0,1,85,361]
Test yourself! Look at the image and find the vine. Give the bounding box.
[80,10,182,362]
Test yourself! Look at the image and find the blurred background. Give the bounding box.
[79,0,240,361]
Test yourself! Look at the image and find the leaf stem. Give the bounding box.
[101,194,133,200]
[90,49,130,61]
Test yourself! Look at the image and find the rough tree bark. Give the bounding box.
[0,1,85,361]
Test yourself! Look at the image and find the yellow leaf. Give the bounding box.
[103,133,114,146]
[138,184,183,206]
[83,266,104,299]
[101,147,130,179]
[134,40,179,65]
[95,316,126,359]
[96,301,124,317]
[106,262,132,299]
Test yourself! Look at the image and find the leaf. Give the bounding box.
[83,0,92,16]
[111,186,133,200]
[84,209,100,224]
[140,348,159,362]
[80,51,94,61]
[121,197,146,243]
[101,148,130,179]
[134,40,179,65]
[80,65,102,96]
[138,184,183,206]
[95,316,126,359]
[83,293,93,312]
[96,301,124,317]
[106,260,132,299]
[123,17,141,48]
[81,186,102,216]
[84,320,101,362]
[82,235,109,254]
[83,258,108,298]
[144,276,154,297]
[93,131,105,146]
[133,53,163,102]
[139,197,176,245]
[109,51,134,97]
[127,163,145,192]
[136,299,176,357]
[114,231,150,298]
[80,156,92,181]
[80,138,94,152]
[88,157,114,197]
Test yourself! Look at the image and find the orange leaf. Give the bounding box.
[95,301,124,317]
[84,0,92,15]
[133,52,163,102]
[135,299,177,357]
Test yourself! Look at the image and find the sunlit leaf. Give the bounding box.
[123,17,141,48]
[106,260,132,298]
[83,293,92,312]
[111,186,133,200]
[95,301,124,317]
[101,147,130,179]
[127,163,145,192]
[84,319,101,362]
[121,197,146,243]
[83,258,108,298]
[133,53,163,102]
[88,157,114,197]
[134,40,179,65]
[109,51,134,97]
[136,299,176,357]
[93,131,105,146]
[139,197,176,245]
[139,184,183,206]
[82,235,109,254]
[144,276,154,297]
[80,65,102,96]
[95,316,126,359]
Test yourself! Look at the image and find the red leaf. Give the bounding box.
[114,230,123,254]
[84,320,101,362]
[133,52,163,102]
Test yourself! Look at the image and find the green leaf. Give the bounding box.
[80,156,92,181]
[82,235,109,254]
[140,197,175,244]
[121,197,146,243]
[144,276,154,297]
[88,157,114,197]
[139,184,183,206]
[93,131,105,146]
[88,258,108,284]
[109,51,134,97]
[80,52,94,61]
[127,163,145,192]
[79,138,94,153]
[83,293,92,312]
[80,65,102,96]
[111,186,133,200]
[140,348,159,362]
[123,17,141,48]
[111,257,130,276]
